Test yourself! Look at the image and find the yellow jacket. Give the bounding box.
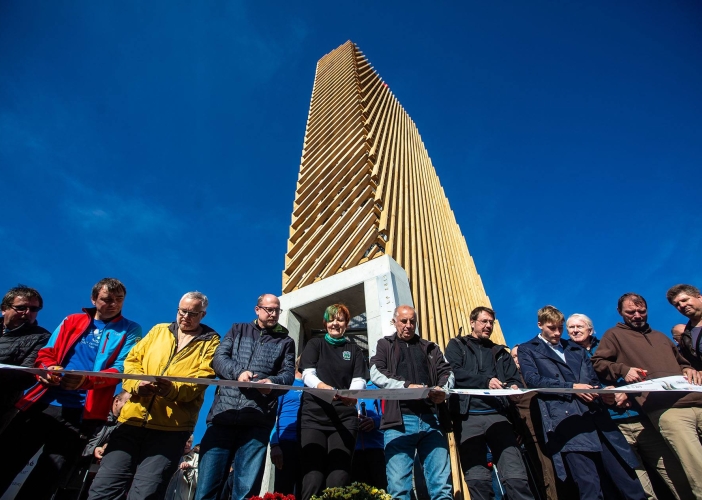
[119,322,219,431]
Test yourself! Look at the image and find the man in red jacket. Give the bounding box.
[0,277,142,500]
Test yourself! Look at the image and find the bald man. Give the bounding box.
[370,305,454,500]
[672,324,686,346]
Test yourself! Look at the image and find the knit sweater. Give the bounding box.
[591,322,702,411]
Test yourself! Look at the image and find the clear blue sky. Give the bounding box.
[2,1,700,441]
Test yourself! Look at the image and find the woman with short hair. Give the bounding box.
[299,303,367,500]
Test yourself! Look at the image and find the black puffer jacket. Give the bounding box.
[0,321,51,408]
[207,321,295,428]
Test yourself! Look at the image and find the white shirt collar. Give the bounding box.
[538,334,566,361]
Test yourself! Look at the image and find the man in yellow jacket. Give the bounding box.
[88,291,220,500]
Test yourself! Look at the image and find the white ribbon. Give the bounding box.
[1,364,700,401]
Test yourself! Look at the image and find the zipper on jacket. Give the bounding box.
[101,331,110,354]
[22,312,117,413]
[228,327,264,426]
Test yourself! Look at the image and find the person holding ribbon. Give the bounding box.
[299,303,367,500]
[88,291,219,500]
[195,293,295,500]
[0,278,142,500]
[519,305,646,500]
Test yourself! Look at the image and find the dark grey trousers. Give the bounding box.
[459,413,534,500]
[88,424,190,500]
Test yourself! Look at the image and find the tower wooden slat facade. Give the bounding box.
[284,41,504,348]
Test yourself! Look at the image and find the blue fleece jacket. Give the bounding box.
[356,382,384,450]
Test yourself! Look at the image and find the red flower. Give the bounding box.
[249,493,295,500]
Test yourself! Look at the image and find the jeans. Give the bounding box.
[563,452,605,500]
[195,423,270,500]
[384,413,452,500]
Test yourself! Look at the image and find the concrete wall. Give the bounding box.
[258,256,412,495]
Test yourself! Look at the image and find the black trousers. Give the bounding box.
[459,413,534,500]
[0,403,96,500]
[351,448,387,491]
[274,440,302,496]
[300,427,357,500]
[88,424,190,500]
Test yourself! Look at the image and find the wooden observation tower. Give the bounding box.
[283,41,504,349]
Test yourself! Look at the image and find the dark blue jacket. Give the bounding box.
[356,382,384,450]
[271,377,304,443]
[207,320,296,428]
[519,335,639,480]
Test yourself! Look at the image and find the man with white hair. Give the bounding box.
[566,313,597,352]
[89,291,220,500]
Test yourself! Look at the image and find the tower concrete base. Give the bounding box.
[278,254,414,358]
[259,255,413,495]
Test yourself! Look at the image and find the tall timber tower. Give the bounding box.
[283,41,504,348]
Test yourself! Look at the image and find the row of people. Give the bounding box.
[1,279,702,499]
[0,281,446,500]
[505,290,702,500]
[267,290,702,500]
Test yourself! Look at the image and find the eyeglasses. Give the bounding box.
[257,306,282,315]
[475,319,495,325]
[178,309,203,318]
[10,305,41,313]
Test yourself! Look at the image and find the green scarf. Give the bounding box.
[325,333,347,346]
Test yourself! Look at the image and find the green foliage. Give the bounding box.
[310,482,392,500]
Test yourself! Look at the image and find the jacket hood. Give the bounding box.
[612,321,652,334]
[167,321,219,341]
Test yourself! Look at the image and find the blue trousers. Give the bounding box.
[195,423,270,500]
[384,413,452,500]
[563,438,645,500]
